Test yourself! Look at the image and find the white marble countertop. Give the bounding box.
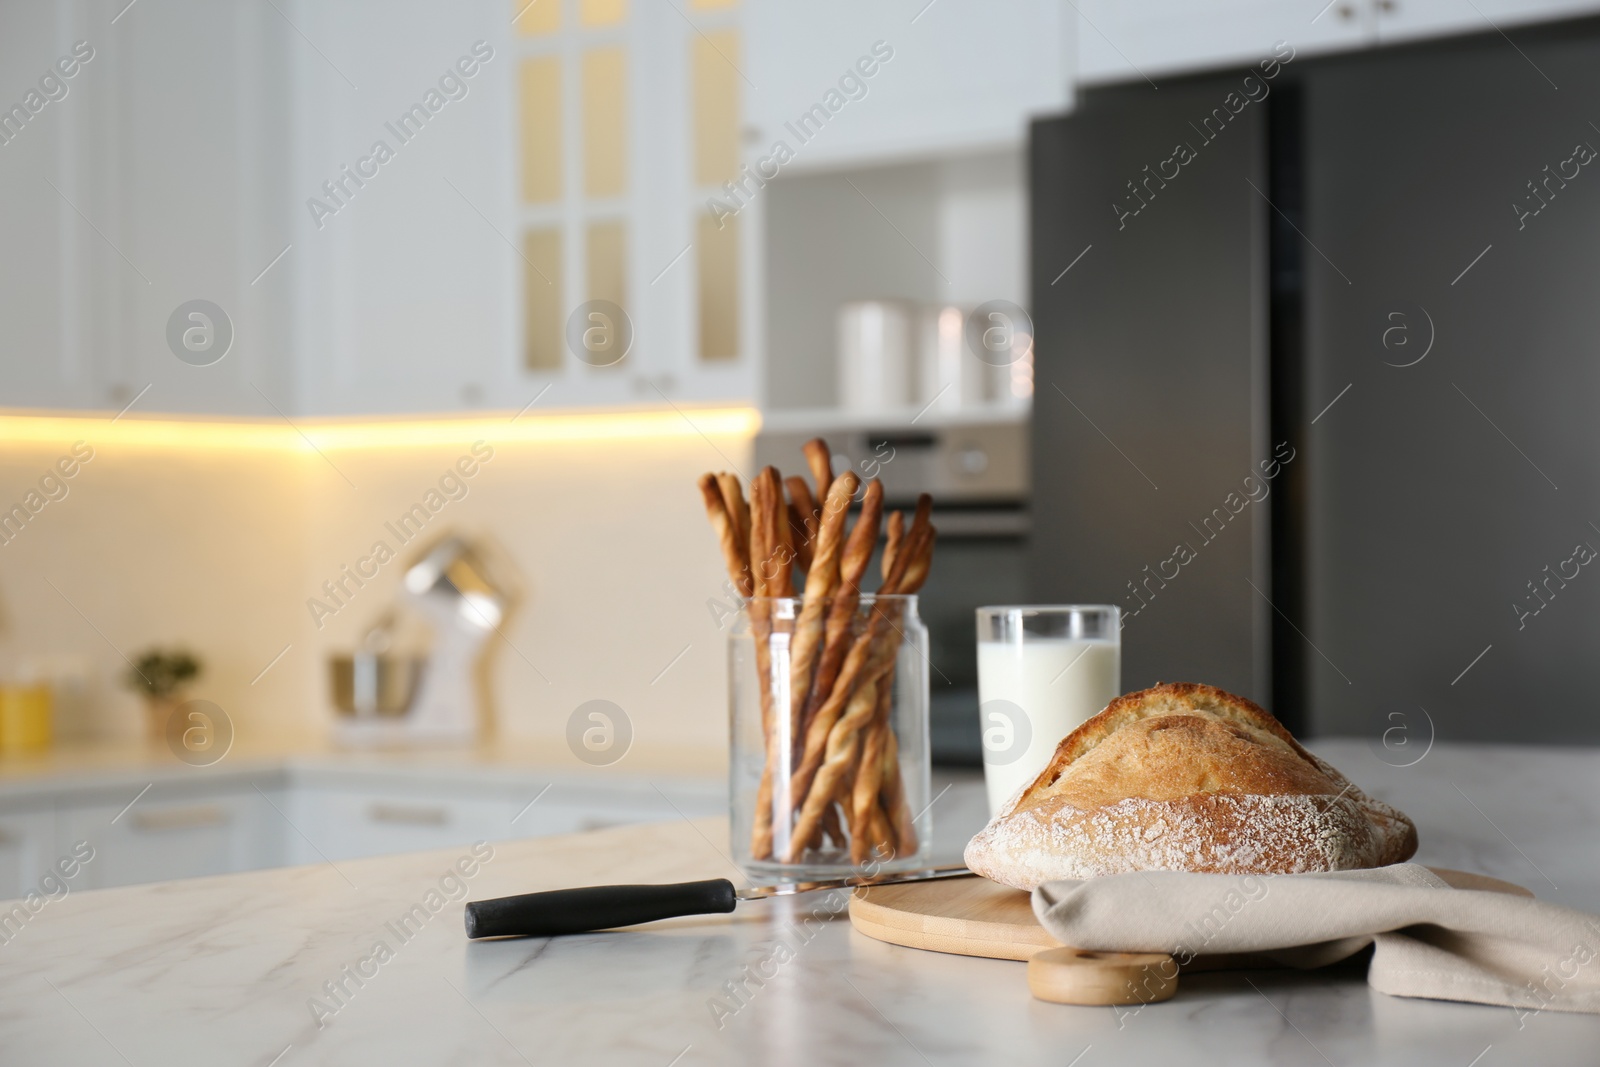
[3,740,1598,1065]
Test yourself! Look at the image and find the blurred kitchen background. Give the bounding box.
[3,0,1599,890]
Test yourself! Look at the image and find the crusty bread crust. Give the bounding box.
[965,683,1418,890]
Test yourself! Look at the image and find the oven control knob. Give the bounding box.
[956,444,989,476]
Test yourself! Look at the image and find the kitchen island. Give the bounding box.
[2,740,1598,1065]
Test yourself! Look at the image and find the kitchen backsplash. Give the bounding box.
[0,419,750,769]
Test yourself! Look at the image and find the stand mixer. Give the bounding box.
[331,535,509,746]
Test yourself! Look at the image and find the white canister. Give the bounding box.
[837,301,915,413]
[916,304,991,412]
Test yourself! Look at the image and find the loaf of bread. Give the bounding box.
[965,683,1417,891]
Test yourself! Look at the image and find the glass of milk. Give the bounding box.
[976,606,1121,815]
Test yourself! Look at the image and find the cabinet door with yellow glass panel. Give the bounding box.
[512,0,756,409]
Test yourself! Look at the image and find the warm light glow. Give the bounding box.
[0,407,762,452]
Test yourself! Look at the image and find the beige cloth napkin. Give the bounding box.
[1032,864,1600,1016]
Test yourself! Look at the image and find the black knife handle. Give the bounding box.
[464,878,738,939]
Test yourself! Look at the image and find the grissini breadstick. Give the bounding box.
[755,467,804,859]
[759,468,796,598]
[698,474,751,599]
[850,683,894,863]
[716,473,752,596]
[802,437,833,503]
[839,511,934,858]
[786,675,881,862]
[845,564,924,861]
[784,475,819,574]
[868,521,936,857]
[882,510,905,583]
[795,480,883,751]
[834,783,859,849]
[786,471,859,755]
[788,631,898,824]
[699,469,771,856]
[880,724,917,856]
[786,504,813,574]
[820,800,845,850]
[863,794,894,864]
[698,470,788,747]
[909,494,933,546]
[897,535,934,596]
[748,470,781,860]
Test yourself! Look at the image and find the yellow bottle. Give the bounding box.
[0,684,53,752]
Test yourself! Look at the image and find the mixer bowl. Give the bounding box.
[328,653,424,718]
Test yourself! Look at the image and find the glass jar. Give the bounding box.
[729,594,931,878]
[0,683,52,753]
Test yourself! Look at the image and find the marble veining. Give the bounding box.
[1,740,1597,1064]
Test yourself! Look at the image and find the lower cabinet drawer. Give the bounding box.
[284,782,725,863]
[284,788,514,864]
[0,809,56,903]
[56,788,277,890]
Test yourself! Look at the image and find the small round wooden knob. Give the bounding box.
[1027,947,1179,1006]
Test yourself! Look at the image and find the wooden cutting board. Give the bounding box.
[849,867,1533,963]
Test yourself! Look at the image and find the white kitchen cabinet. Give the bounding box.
[0,808,57,903]
[1373,0,1600,47]
[0,0,297,417]
[1074,0,1600,87]
[56,784,285,891]
[283,1,511,418]
[514,779,724,836]
[0,4,94,412]
[282,784,516,865]
[745,0,1073,171]
[1075,0,1369,86]
[281,776,723,865]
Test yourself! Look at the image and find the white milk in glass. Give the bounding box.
[978,637,1120,814]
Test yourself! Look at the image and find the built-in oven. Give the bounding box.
[755,414,1029,766]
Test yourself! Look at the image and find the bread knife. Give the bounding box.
[464,864,971,939]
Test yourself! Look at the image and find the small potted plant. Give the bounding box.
[125,649,201,742]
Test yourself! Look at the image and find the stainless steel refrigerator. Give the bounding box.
[1029,21,1600,743]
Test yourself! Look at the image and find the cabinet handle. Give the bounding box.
[367,803,450,827]
[130,805,230,832]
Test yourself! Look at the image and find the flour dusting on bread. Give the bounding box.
[965,683,1418,890]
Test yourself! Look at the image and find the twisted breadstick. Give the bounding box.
[786,472,858,754]
[850,680,895,863]
[845,505,935,861]
[882,510,905,582]
[715,473,752,596]
[697,474,750,599]
[794,481,882,756]
[748,469,787,860]
[896,499,934,595]
[880,723,918,856]
[761,469,796,598]
[786,674,882,862]
[784,475,818,574]
[802,438,833,503]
